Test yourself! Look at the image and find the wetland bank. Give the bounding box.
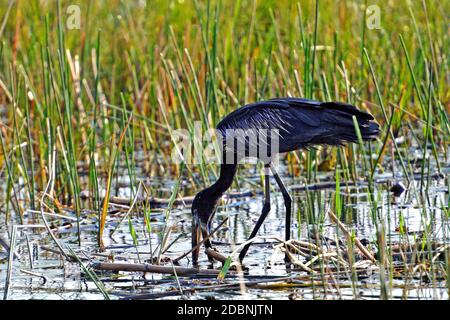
[0,0,449,300]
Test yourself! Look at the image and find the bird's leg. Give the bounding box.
[239,164,271,263]
[192,218,201,266]
[201,223,215,263]
[270,167,292,263]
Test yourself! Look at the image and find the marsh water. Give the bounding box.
[0,155,449,300]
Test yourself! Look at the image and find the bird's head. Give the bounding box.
[191,189,220,264]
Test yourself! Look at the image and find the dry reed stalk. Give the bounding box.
[92,262,225,276]
[327,209,377,263]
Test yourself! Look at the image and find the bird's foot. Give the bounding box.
[230,262,249,272]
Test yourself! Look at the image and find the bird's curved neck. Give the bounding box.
[205,163,237,198]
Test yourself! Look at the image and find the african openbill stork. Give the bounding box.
[191,97,379,265]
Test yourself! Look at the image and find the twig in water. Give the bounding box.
[92,262,227,276]
[206,248,228,264]
[173,217,229,263]
[20,269,48,285]
[40,246,82,261]
[327,209,377,263]
[81,190,256,207]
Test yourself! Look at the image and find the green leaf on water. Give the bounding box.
[128,216,138,246]
[217,256,233,281]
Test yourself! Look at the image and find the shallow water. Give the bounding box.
[0,160,449,300]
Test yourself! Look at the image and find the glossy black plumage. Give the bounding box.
[191,97,379,265]
[216,97,379,155]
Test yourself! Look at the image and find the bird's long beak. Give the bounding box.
[192,217,201,266]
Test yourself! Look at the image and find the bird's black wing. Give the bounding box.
[216,98,379,154]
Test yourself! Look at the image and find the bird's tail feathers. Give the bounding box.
[319,106,380,145]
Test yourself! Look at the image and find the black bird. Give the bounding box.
[191,97,379,265]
